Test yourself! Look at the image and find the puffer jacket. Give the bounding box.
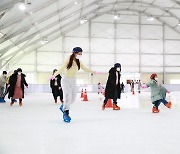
[147,80,164,102]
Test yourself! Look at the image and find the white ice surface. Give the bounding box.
[0,92,180,154]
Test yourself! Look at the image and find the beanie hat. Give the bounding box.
[114,63,121,68]
[150,73,157,79]
[73,47,83,53]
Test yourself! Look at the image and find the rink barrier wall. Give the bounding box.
[24,84,180,93]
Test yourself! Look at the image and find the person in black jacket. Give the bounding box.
[8,68,28,106]
[50,69,63,103]
[102,63,121,110]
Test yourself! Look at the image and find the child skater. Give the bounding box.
[98,82,104,94]
[53,47,95,123]
[142,73,171,113]
[50,69,63,104]
[102,63,121,110]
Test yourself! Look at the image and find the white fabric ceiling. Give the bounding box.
[1,0,180,72]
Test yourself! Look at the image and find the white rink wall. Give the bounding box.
[25,84,180,93]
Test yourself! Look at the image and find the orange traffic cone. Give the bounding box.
[82,89,88,101]
[105,99,113,108]
[80,89,84,98]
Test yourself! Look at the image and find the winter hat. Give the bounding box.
[114,63,121,68]
[17,68,22,72]
[73,47,83,53]
[150,73,157,79]
[2,71,7,74]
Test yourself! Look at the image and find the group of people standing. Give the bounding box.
[130,80,142,93]
[0,68,28,106]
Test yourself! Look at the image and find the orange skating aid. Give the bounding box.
[82,89,88,101]
[105,99,113,108]
[80,89,84,98]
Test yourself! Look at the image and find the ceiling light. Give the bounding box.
[43,38,48,43]
[80,17,87,24]
[40,41,45,45]
[27,0,32,5]
[74,2,78,5]
[40,37,48,45]
[177,22,180,26]
[83,17,87,22]
[114,14,120,20]
[19,3,26,10]
[147,16,154,21]
[80,19,85,24]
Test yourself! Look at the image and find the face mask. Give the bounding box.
[18,72,21,75]
[155,77,158,81]
[76,55,82,59]
[3,74,7,77]
[116,68,120,72]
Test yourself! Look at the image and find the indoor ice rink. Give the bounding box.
[0,0,180,154]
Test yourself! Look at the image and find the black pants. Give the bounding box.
[52,86,63,101]
[104,89,118,105]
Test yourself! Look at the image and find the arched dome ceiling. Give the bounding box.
[1,0,180,68]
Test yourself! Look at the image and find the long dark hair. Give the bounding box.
[53,69,57,75]
[67,53,80,70]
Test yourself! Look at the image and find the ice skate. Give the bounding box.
[166,102,172,109]
[113,104,120,110]
[19,102,22,106]
[63,110,71,123]
[0,98,6,103]
[59,104,64,113]
[10,102,14,106]
[152,106,160,113]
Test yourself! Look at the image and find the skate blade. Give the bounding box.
[64,119,71,123]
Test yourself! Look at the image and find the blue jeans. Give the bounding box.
[153,99,168,109]
[104,89,118,105]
